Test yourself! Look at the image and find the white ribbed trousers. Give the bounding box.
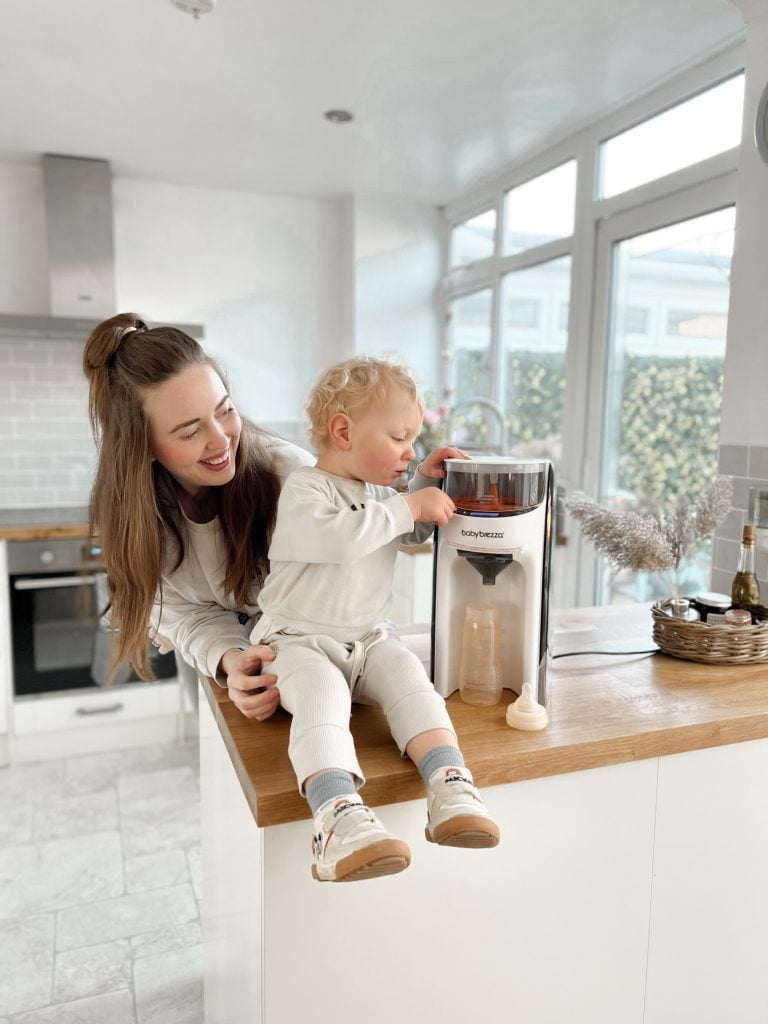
[264,629,455,793]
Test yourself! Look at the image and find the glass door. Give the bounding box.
[584,202,735,605]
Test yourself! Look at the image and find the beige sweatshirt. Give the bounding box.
[255,466,434,643]
[150,436,314,679]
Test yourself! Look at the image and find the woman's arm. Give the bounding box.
[151,582,280,720]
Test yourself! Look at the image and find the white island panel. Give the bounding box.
[645,738,768,1024]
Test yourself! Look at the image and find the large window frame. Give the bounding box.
[440,43,744,608]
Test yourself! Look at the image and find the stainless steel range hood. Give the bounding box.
[0,154,203,340]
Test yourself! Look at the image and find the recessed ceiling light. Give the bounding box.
[324,110,354,124]
[171,0,215,17]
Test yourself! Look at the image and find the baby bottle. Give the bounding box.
[458,603,503,706]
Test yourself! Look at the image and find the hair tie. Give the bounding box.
[120,319,147,342]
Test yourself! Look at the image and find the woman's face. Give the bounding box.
[142,364,242,495]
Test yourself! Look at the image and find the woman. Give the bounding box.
[83,312,313,720]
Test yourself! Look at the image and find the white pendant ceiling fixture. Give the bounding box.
[171,0,215,18]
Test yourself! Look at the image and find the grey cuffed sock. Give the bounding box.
[417,745,465,787]
[305,770,358,814]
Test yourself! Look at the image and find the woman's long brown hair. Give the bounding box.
[83,313,281,679]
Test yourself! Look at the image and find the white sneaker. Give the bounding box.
[311,795,411,882]
[425,767,501,848]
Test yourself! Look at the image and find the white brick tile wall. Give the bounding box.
[0,337,96,509]
[713,443,768,592]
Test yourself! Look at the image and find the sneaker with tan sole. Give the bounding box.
[311,794,411,882]
[425,767,500,848]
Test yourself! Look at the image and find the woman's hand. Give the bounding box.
[219,645,280,721]
[416,445,469,479]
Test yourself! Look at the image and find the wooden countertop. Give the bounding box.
[200,603,768,828]
[0,507,91,541]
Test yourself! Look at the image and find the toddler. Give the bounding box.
[251,356,500,881]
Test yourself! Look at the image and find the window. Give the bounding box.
[666,309,728,339]
[448,289,494,404]
[503,160,577,256]
[599,74,744,198]
[624,306,649,335]
[600,207,735,604]
[506,299,539,329]
[501,257,571,462]
[440,48,742,609]
[449,210,496,267]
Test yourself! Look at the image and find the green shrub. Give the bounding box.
[453,349,723,506]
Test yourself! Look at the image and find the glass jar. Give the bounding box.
[724,608,753,626]
[693,592,732,624]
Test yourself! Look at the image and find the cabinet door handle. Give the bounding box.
[75,702,124,716]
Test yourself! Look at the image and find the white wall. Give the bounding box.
[0,162,351,506]
[113,178,347,438]
[353,194,442,394]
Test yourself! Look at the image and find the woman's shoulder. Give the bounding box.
[260,433,315,483]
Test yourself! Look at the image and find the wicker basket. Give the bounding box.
[651,600,768,664]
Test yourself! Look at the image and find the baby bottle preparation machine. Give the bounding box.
[430,457,555,707]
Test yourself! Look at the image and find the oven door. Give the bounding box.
[11,570,101,695]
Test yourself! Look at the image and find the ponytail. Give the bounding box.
[83,313,148,436]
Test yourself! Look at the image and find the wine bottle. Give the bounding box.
[731,524,761,611]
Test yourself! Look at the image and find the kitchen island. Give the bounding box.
[200,604,768,1024]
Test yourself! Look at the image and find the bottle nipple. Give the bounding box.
[506,682,548,731]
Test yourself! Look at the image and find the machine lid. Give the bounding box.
[445,456,550,474]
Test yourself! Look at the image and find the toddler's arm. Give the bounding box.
[402,487,454,526]
[414,445,469,481]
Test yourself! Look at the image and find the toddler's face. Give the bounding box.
[348,389,422,486]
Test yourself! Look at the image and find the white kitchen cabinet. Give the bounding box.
[644,740,768,1024]
[8,684,185,762]
[390,545,433,625]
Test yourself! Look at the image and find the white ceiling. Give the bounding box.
[1,0,744,205]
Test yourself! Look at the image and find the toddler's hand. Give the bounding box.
[404,486,455,525]
[417,445,470,479]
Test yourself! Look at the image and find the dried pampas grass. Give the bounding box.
[566,476,733,575]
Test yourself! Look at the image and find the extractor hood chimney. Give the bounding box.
[43,154,117,320]
[0,154,202,340]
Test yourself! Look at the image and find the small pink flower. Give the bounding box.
[422,408,443,427]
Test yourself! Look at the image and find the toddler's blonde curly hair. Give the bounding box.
[306,356,423,451]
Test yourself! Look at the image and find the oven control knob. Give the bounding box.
[39,550,55,566]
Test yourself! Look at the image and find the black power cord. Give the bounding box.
[553,647,659,659]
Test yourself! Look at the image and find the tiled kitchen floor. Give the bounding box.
[0,739,203,1023]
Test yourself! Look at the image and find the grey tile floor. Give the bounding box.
[0,740,203,1023]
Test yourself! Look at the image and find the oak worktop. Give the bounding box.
[200,603,768,828]
[0,507,91,541]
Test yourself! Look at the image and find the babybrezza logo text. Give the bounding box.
[461,527,504,540]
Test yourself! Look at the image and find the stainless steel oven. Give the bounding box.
[8,538,175,696]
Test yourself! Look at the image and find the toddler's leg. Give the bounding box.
[275,636,410,882]
[275,638,361,790]
[360,638,500,849]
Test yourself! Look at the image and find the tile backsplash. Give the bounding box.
[711,444,768,596]
[0,337,95,509]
